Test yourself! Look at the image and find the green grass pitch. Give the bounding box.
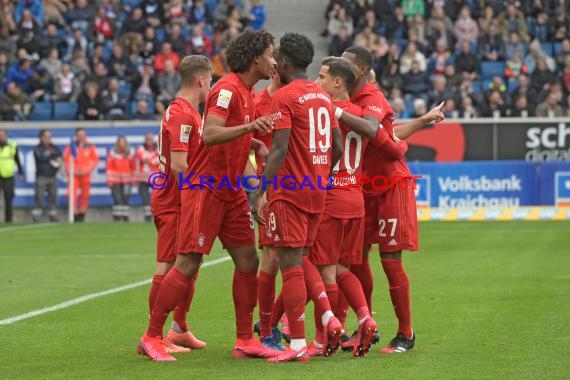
[1,221,569,379]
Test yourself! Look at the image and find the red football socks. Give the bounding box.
[233,270,258,340]
[336,289,349,327]
[337,270,370,322]
[173,273,197,332]
[148,274,164,314]
[257,271,277,338]
[270,291,285,328]
[350,257,374,313]
[325,283,338,319]
[302,256,333,331]
[381,259,412,338]
[147,268,189,338]
[281,267,306,340]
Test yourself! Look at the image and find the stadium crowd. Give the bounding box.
[324,0,570,118]
[0,0,266,121]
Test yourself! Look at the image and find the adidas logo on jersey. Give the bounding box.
[388,239,398,246]
[297,313,305,322]
[274,234,281,242]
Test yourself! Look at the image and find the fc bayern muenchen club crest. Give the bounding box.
[197,233,206,247]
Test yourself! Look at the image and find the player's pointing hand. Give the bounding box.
[423,101,446,124]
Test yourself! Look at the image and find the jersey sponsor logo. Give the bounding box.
[197,233,206,247]
[367,105,383,114]
[272,111,282,121]
[216,89,233,109]
[180,124,192,143]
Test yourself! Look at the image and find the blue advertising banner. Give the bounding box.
[407,161,539,207]
[536,162,570,206]
[6,125,160,207]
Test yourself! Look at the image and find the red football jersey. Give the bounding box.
[151,97,202,215]
[351,83,411,196]
[325,99,368,218]
[185,72,255,201]
[269,79,339,213]
[254,88,273,176]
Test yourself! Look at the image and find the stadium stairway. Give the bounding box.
[258,0,330,87]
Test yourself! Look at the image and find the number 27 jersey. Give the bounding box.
[270,79,339,213]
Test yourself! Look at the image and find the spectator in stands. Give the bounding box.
[455,39,480,80]
[226,7,245,30]
[155,42,180,75]
[70,52,91,91]
[525,39,557,73]
[352,0,374,27]
[328,5,354,37]
[39,47,62,80]
[67,0,95,33]
[108,43,136,81]
[215,0,244,27]
[190,0,213,26]
[408,15,428,48]
[135,132,159,222]
[54,64,79,101]
[391,96,409,119]
[102,77,128,120]
[454,6,479,45]
[143,0,164,25]
[0,24,17,60]
[0,82,34,120]
[132,99,156,120]
[535,89,564,117]
[460,95,479,118]
[428,14,455,49]
[505,49,529,79]
[430,39,452,74]
[378,41,401,78]
[93,7,114,42]
[482,89,508,117]
[555,38,570,69]
[14,0,44,24]
[505,32,526,59]
[65,27,88,62]
[512,74,538,108]
[428,75,456,108]
[17,9,41,35]
[427,6,453,38]
[478,22,506,61]
[379,61,403,94]
[357,9,379,35]
[562,55,570,94]
[188,24,213,56]
[167,24,186,57]
[249,0,267,31]
[412,98,427,118]
[499,4,529,43]
[530,57,556,94]
[32,129,62,223]
[478,6,495,36]
[552,13,569,41]
[442,98,459,118]
[43,0,68,26]
[402,0,425,17]
[89,62,110,90]
[133,59,159,102]
[511,94,532,117]
[141,26,159,59]
[385,6,407,40]
[329,25,353,56]
[0,128,24,223]
[400,42,426,74]
[5,53,34,91]
[0,51,8,80]
[77,82,103,120]
[106,135,134,222]
[167,0,190,25]
[120,8,147,36]
[28,67,51,101]
[486,76,509,105]
[529,11,551,42]
[157,59,180,107]
[403,60,430,101]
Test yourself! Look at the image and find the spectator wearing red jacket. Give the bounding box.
[154,42,180,74]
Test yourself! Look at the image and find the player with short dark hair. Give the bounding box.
[252,33,344,362]
[139,30,280,361]
[341,46,444,353]
[138,55,213,361]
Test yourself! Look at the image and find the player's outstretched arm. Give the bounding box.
[251,129,291,226]
[394,101,445,141]
[202,114,273,146]
[331,127,343,170]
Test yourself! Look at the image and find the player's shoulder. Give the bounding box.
[334,99,362,116]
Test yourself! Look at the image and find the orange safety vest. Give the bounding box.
[106,149,135,185]
[64,141,99,176]
[135,144,159,182]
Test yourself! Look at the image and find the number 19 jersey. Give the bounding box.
[269,79,339,213]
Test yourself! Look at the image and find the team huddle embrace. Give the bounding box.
[138,29,445,362]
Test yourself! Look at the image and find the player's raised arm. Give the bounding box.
[202,114,273,146]
[393,101,446,140]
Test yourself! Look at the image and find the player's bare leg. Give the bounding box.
[256,245,285,350]
[379,250,415,353]
[139,253,203,361]
[336,262,377,357]
[229,245,280,359]
[267,247,310,362]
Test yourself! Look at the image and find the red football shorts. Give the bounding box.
[177,188,255,255]
[154,212,179,263]
[377,178,419,253]
[268,200,321,248]
[363,194,379,245]
[257,208,274,249]
[309,214,364,266]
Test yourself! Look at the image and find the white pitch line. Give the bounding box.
[0,223,58,233]
[0,256,233,326]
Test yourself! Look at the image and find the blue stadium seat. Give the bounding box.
[119,82,132,99]
[205,0,218,13]
[554,42,562,55]
[481,61,506,80]
[508,78,519,93]
[53,102,78,121]
[482,79,492,91]
[471,80,482,94]
[130,100,155,117]
[28,102,53,121]
[540,42,553,56]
